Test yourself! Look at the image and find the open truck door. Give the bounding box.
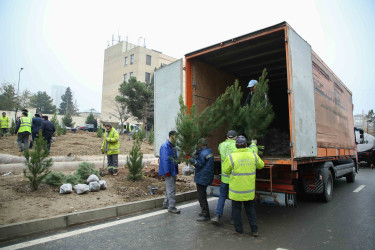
[154,59,184,157]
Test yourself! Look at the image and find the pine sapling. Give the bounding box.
[126,139,144,181]
[23,135,53,191]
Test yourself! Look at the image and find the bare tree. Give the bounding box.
[107,98,129,134]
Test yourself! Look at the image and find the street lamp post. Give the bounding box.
[14,67,24,122]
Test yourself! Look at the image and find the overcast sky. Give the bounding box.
[0,0,374,114]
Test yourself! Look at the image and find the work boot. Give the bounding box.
[196,216,210,222]
[168,207,181,214]
[252,232,260,237]
[211,214,222,225]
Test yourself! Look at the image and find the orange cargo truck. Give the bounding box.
[154,22,358,207]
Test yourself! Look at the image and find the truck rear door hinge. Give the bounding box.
[290,142,294,147]
[287,89,292,94]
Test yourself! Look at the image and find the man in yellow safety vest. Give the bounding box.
[223,135,264,237]
[211,130,237,224]
[15,112,32,152]
[0,112,10,136]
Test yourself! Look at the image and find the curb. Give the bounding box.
[0,190,197,242]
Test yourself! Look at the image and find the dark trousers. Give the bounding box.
[43,136,52,152]
[29,132,38,148]
[17,133,29,151]
[232,200,258,233]
[196,183,210,218]
[107,154,118,173]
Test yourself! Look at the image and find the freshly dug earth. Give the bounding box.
[0,165,195,225]
[0,130,155,156]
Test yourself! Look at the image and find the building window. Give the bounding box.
[146,55,151,65]
[130,72,133,78]
[124,57,128,66]
[124,74,127,82]
[145,72,151,83]
[130,54,134,65]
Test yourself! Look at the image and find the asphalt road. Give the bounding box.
[2,168,375,250]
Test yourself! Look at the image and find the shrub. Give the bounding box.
[148,126,154,145]
[44,172,66,187]
[23,135,53,190]
[74,162,99,183]
[126,140,144,181]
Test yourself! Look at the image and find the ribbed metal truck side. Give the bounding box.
[154,22,357,206]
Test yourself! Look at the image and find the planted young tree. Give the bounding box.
[9,119,16,135]
[126,140,144,181]
[62,113,74,128]
[23,135,53,191]
[96,125,103,138]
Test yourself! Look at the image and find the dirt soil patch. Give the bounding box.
[0,130,155,157]
[0,165,195,225]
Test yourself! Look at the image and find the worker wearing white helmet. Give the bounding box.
[243,79,258,106]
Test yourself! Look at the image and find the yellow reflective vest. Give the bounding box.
[222,148,264,201]
[101,127,119,155]
[18,117,31,134]
[218,139,237,184]
[248,142,258,154]
[0,116,10,128]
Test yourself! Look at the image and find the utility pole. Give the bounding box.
[14,68,24,122]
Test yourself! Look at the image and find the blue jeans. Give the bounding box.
[215,183,233,218]
[232,200,258,233]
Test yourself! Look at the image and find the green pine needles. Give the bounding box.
[126,140,144,181]
[245,68,275,139]
[23,135,53,191]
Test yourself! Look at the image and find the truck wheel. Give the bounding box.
[321,171,333,202]
[346,168,356,183]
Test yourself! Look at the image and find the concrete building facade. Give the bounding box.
[101,41,177,124]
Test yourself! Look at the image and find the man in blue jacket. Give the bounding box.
[190,138,214,221]
[29,113,43,149]
[159,130,180,214]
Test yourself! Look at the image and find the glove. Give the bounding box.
[189,157,196,165]
[165,173,171,177]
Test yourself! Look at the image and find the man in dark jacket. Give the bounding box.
[29,113,43,149]
[159,130,180,214]
[40,116,55,152]
[190,138,214,221]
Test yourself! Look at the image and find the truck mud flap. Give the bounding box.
[256,191,297,207]
[302,179,323,194]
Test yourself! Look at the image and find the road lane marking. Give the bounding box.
[2,197,217,250]
[353,185,365,193]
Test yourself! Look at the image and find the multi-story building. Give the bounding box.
[101,41,177,123]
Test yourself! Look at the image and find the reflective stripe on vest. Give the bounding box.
[229,188,255,194]
[231,171,255,176]
[253,152,257,166]
[229,153,234,167]
[222,173,230,178]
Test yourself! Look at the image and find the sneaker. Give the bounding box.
[196,216,210,222]
[252,232,259,237]
[211,214,222,224]
[161,204,168,209]
[168,207,181,214]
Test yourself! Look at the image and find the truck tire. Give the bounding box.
[321,170,333,202]
[345,168,356,183]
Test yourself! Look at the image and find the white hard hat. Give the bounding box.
[247,79,258,88]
